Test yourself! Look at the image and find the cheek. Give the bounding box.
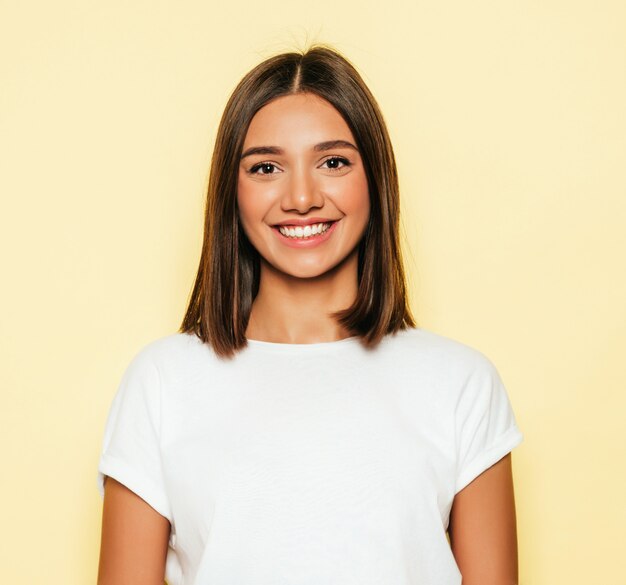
[237,180,264,229]
[329,173,370,219]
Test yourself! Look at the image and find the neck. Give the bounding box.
[245,251,358,344]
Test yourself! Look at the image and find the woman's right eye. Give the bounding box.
[249,162,278,175]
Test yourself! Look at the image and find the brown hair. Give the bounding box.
[180,44,416,359]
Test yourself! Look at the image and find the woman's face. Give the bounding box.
[237,92,370,280]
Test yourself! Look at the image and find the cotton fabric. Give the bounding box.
[97,326,523,584]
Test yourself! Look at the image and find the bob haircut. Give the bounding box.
[180,44,416,359]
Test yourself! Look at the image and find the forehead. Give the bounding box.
[243,93,355,147]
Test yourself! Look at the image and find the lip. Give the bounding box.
[272,219,340,248]
[272,217,339,227]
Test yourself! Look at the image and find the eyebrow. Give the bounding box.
[240,140,358,160]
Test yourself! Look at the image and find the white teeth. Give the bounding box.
[278,222,331,238]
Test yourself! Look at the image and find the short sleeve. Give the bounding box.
[96,348,172,522]
[454,355,523,494]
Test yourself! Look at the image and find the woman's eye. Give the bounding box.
[322,157,350,171]
[249,162,278,175]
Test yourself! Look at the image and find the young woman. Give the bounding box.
[97,45,523,585]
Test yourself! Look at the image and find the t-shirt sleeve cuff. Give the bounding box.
[454,424,524,495]
[97,453,172,523]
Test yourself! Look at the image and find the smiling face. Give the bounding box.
[237,92,370,280]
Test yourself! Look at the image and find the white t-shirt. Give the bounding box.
[97,326,523,585]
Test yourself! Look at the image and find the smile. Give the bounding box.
[277,222,332,239]
[271,220,340,248]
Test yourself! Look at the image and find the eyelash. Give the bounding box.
[248,156,351,176]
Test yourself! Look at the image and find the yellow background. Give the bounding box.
[1,0,624,583]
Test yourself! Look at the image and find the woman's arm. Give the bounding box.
[448,453,520,585]
[97,476,171,585]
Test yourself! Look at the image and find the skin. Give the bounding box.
[237,92,370,344]
[97,92,519,584]
[449,454,520,585]
[97,477,170,585]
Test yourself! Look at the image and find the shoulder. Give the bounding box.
[122,331,215,383]
[384,326,498,376]
[387,328,515,424]
[131,330,206,360]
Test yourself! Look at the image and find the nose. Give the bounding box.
[281,164,324,214]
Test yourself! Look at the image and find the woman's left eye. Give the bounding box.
[322,157,350,171]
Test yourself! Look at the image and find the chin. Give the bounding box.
[283,266,331,280]
[268,258,337,280]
